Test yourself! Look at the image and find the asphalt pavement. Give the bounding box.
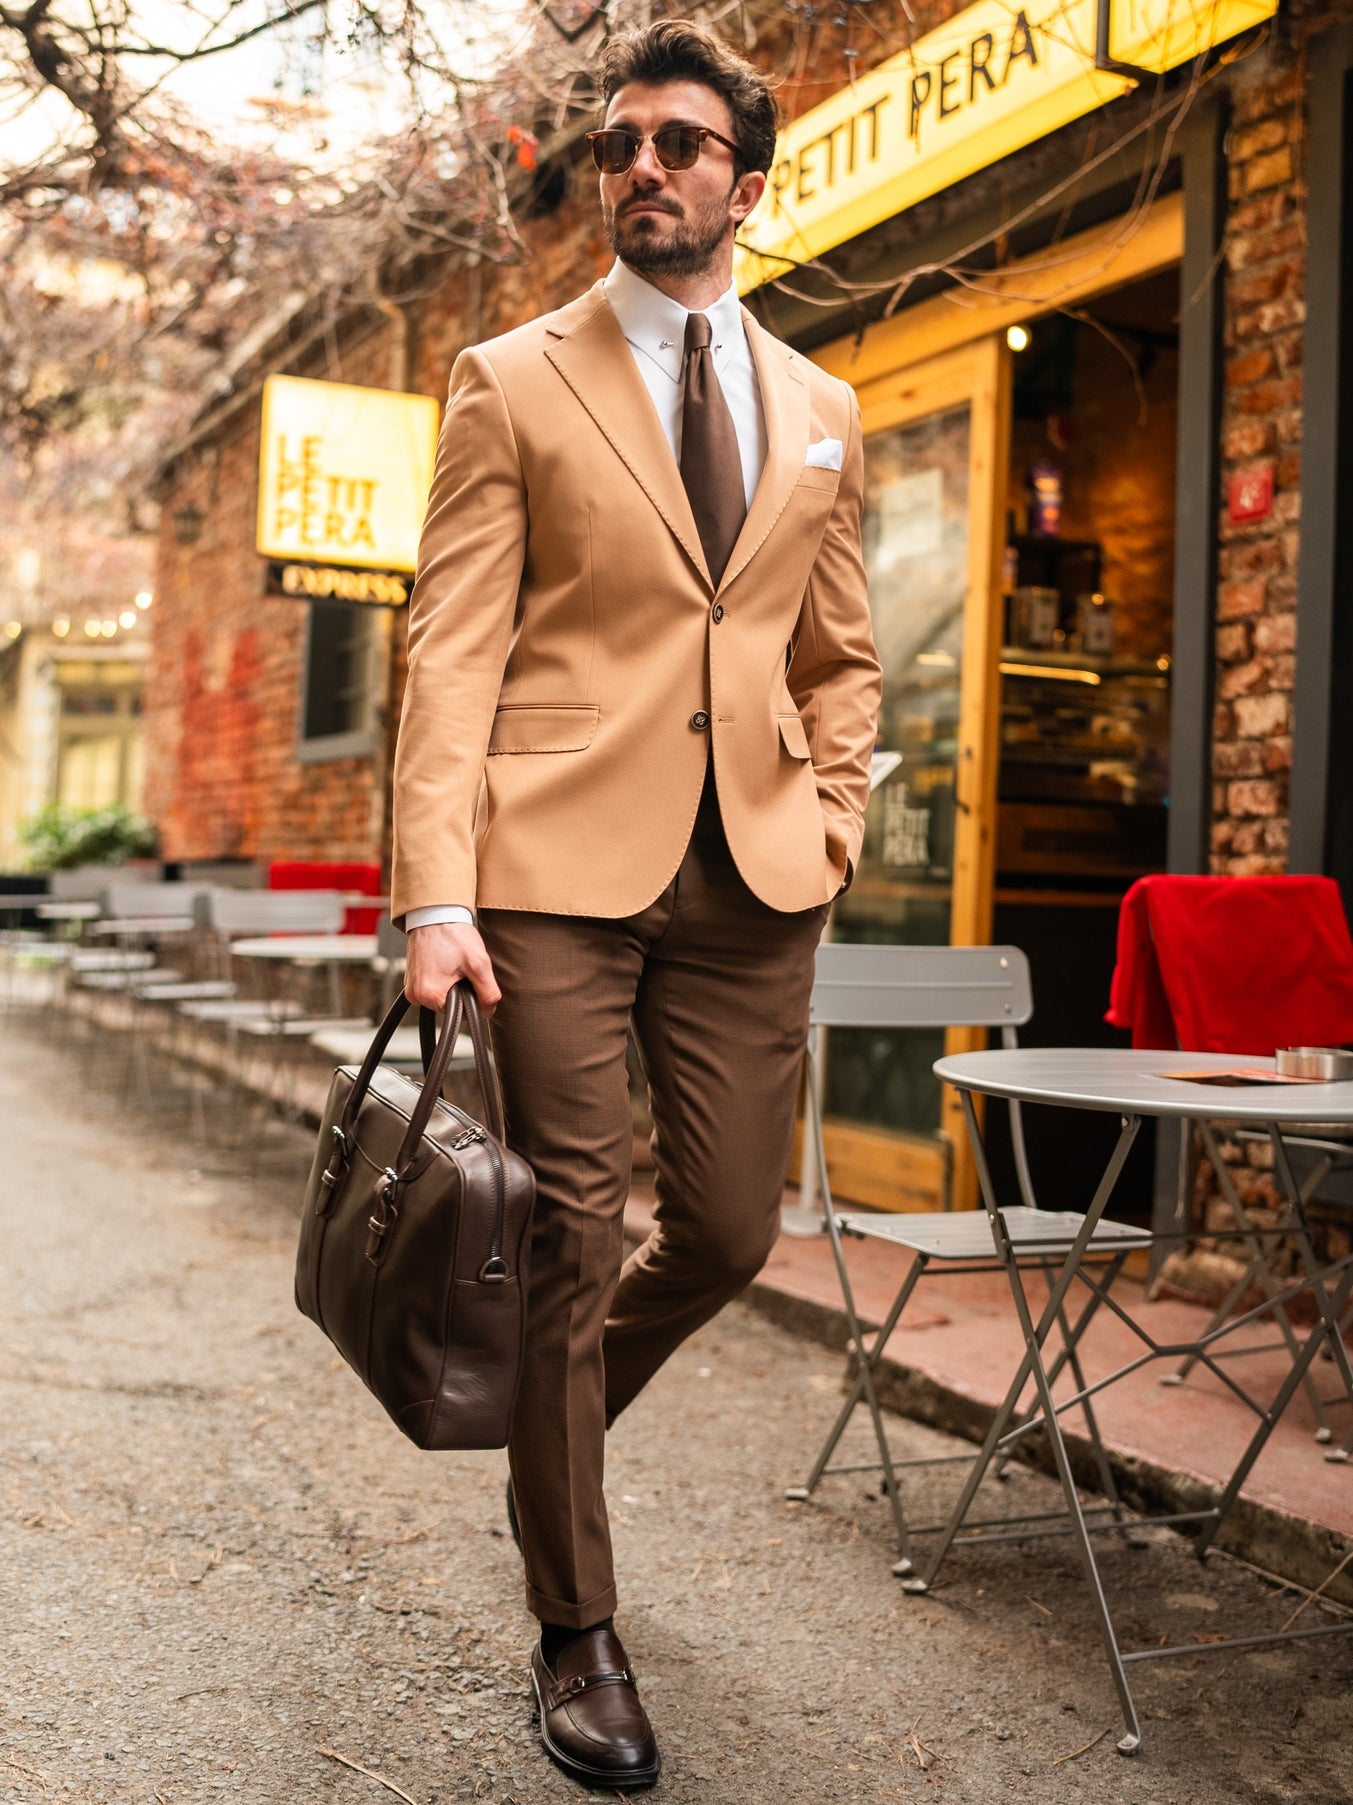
[1,1007,1349,1804]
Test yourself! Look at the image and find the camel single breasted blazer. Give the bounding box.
[390,281,881,922]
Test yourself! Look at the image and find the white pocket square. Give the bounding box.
[804,437,843,471]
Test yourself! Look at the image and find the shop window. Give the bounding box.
[298,600,378,761]
[56,683,144,811]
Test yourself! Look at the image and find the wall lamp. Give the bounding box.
[172,501,205,545]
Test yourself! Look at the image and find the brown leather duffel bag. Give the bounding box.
[295,981,534,1450]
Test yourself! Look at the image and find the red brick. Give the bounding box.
[1233,691,1290,738]
[1254,295,1305,335]
[1226,219,1305,271]
[1233,375,1302,413]
[1218,658,1268,700]
[1218,577,1267,619]
[1225,537,1282,576]
[1263,736,1293,773]
[1232,117,1289,161]
[1227,779,1280,817]
[1253,613,1296,654]
[1241,147,1294,194]
[1225,346,1275,388]
[1222,419,1274,461]
[1227,266,1285,310]
[1225,191,1283,238]
[1213,739,1263,776]
[1215,621,1251,662]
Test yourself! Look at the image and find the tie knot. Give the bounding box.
[684,312,713,353]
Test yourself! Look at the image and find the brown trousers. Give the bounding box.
[479,780,826,1627]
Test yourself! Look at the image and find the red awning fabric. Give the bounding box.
[1106,874,1353,1054]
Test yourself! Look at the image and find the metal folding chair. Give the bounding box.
[787,943,1153,1576]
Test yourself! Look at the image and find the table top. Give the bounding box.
[36,900,100,919]
[86,917,195,937]
[229,935,379,962]
[933,1047,1353,1124]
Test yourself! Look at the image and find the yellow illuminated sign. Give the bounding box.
[734,0,1276,292]
[256,375,440,574]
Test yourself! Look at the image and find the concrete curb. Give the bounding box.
[741,1274,1353,1609]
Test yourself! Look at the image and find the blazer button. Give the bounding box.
[690,710,710,730]
[711,603,725,623]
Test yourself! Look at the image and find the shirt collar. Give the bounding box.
[603,260,746,384]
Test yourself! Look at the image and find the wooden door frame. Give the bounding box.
[824,339,1011,1211]
[811,194,1185,1210]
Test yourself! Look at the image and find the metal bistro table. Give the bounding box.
[913,1046,1353,1755]
[228,934,379,1019]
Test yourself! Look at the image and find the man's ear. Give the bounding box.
[729,169,766,225]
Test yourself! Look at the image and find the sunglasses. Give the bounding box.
[586,124,741,176]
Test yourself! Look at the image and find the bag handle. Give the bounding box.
[338,980,506,1180]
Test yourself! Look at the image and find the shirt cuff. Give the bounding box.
[403,904,476,930]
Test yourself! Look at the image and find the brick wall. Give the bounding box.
[1210,50,1307,877]
[144,320,402,864]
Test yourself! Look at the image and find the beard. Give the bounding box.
[603,189,733,279]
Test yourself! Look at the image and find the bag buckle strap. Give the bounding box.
[365,1168,402,1266]
[316,1125,350,1215]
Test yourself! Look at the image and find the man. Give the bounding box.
[392,18,880,1791]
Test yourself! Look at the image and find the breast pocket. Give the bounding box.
[795,467,841,495]
[487,704,600,754]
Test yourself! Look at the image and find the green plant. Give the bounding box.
[17,803,159,872]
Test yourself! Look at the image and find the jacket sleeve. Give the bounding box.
[786,385,882,888]
[390,348,526,924]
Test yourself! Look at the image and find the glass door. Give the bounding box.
[822,337,1011,1210]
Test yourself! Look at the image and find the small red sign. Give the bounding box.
[1228,466,1274,524]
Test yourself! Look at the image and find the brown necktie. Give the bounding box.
[679,313,746,586]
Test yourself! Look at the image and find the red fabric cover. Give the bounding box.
[268,860,382,935]
[1106,873,1353,1054]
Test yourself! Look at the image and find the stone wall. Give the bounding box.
[1210,47,1307,877]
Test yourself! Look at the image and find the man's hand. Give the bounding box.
[404,922,502,1015]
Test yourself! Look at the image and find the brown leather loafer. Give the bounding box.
[530,1627,660,1790]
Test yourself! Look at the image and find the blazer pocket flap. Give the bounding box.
[488,704,600,754]
[795,465,841,494]
[777,712,812,761]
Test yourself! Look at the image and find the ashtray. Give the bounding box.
[1275,1047,1353,1081]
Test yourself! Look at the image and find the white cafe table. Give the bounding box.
[228,935,379,962]
[86,916,195,938]
[228,934,379,1017]
[911,1047,1353,1755]
[36,900,100,921]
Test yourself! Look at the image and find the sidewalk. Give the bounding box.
[645,1186,1353,1602]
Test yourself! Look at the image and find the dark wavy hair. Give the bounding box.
[598,19,779,177]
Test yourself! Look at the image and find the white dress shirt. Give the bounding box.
[405,261,768,932]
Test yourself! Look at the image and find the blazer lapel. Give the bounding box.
[717,312,810,596]
[544,285,711,586]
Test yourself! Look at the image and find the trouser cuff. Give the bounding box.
[525,1577,619,1630]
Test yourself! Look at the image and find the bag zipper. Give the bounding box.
[477,1137,509,1284]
